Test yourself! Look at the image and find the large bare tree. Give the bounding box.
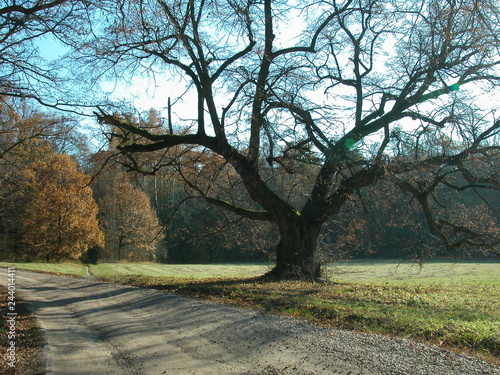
[84,0,499,280]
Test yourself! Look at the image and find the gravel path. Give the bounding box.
[3,270,499,375]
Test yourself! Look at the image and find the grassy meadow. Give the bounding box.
[1,259,499,363]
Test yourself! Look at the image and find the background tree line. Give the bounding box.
[3,100,496,263]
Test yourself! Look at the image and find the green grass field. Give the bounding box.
[88,262,271,280]
[329,259,500,285]
[1,259,499,363]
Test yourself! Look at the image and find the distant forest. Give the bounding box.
[1,104,497,264]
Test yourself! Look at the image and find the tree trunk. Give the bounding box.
[265,217,323,281]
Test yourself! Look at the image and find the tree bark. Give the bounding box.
[265,216,323,281]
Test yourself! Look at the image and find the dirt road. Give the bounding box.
[2,269,499,375]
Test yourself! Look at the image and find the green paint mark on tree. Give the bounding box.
[345,138,356,149]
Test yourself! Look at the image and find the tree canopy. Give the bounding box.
[0,0,90,106]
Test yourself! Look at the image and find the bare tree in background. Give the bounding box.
[91,167,163,262]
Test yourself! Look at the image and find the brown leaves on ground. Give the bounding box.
[0,286,45,375]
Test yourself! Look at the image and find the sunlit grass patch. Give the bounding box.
[89,262,270,280]
[328,259,500,286]
[0,262,87,277]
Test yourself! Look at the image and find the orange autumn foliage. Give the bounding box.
[17,153,103,260]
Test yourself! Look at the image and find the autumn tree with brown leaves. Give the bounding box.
[91,167,163,262]
[1,151,103,261]
[17,153,103,260]
[0,104,103,261]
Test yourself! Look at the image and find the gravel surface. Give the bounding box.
[3,269,499,375]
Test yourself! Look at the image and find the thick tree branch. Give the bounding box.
[399,180,499,251]
[94,109,215,151]
[212,41,256,82]
[0,0,67,16]
[204,197,272,221]
[271,0,354,59]
[177,167,272,221]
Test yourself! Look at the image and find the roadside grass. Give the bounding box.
[1,259,499,363]
[0,262,87,277]
[0,286,45,375]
